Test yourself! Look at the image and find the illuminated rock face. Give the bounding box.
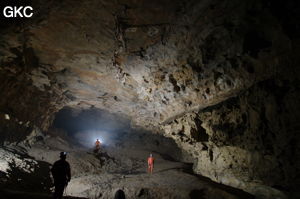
[0,0,299,198]
[162,80,300,198]
[1,0,294,128]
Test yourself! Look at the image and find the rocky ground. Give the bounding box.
[0,0,299,198]
[0,131,254,199]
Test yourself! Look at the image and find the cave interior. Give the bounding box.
[0,0,299,199]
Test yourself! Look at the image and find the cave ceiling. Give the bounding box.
[0,0,292,129]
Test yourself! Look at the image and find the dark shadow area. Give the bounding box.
[0,147,52,194]
[0,189,88,199]
[189,189,206,199]
[0,146,56,199]
[114,189,126,199]
[243,30,272,58]
[182,165,255,199]
[0,148,88,199]
[152,150,178,162]
[137,188,150,198]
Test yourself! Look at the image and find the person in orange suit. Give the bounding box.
[147,153,154,174]
[95,139,101,150]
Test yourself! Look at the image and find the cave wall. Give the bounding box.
[0,0,299,198]
[0,48,68,143]
[162,78,300,198]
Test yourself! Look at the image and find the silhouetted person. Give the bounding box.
[51,152,71,199]
[114,189,126,199]
[94,139,101,152]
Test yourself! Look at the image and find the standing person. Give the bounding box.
[51,152,71,199]
[95,139,101,150]
[147,153,154,174]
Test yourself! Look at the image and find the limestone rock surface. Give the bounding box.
[0,0,299,198]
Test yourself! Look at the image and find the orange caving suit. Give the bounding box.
[148,157,154,173]
[95,140,101,149]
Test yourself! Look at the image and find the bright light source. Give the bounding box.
[94,137,103,144]
[74,130,111,148]
[4,114,10,120]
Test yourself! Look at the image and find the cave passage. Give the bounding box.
[0,0,299,198]
[0,107,254,199]
[52,107,132,147]
[51,107,185,161]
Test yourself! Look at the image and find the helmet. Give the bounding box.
[60,151,67,157]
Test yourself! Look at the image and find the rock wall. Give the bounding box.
[162,79,300,198]
[0,50,68,143]
[0,0,299,198]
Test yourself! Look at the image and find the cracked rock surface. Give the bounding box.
[1,0,295,128]
[162,80,300,198]
[0,0,299,198]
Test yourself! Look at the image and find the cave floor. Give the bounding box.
[0,189,88,199]
[0,135,254,199]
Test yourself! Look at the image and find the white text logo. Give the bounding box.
[3,6,33,18]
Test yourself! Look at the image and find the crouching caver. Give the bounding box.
[51,152,71,199]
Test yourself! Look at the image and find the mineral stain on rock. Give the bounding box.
[0,0,299,199]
